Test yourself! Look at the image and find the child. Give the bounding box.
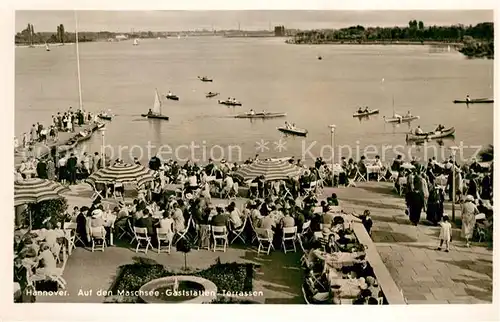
[437,215,452,252]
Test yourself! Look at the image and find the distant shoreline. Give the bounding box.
[15,43,73,48]
[285,40,464,47]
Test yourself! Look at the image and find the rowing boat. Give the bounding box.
[277,126,308,136]
[140,114,170,120]
[453,98,493,104]
[384,115,420,123]
[166,94,179,101]
[206,92,219,98]
[406,127,455,141]
[198,76,213,82]
[98,114,112,121]
[218,100,242,106]
[235,112,286,119]
[353,109,380,117]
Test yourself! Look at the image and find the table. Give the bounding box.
[366,165,382,181]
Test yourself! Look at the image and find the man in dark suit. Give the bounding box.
[136,209,155,236]
[66,153,78,185]
[210,207,228,227]
[36,159,48,179]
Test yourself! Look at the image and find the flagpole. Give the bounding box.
[74,11,83,112]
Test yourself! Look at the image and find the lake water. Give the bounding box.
[15,37,494,165]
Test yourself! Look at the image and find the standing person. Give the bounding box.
[407,184,424,226]
[93,152,101,171]
[461,195,479,248]
[82,153,91,174]
[46,158,56,181]
[62,114,68,132]
[36,158,48,179]
[29,124,37,144]
[426,185,444,225]
[22,132,28,149]
[437,215,452,252]
[66,153,78,185]
[57,154,67,184]
[67,114,73,132]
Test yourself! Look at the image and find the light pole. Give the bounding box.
[329,124,336,187]
[450,146,459,222]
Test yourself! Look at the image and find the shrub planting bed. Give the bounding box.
[104,257,256,303]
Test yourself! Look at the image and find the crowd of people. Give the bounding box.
[15,107,99,152]
[392,155,493,247]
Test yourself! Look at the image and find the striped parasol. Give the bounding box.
[233,160,301,181]
[86,163,155,187]
[14,178,70,206]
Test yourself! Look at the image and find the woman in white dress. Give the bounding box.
[461,195,479,247]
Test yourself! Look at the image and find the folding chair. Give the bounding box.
[211,226,228,252]
[63,222,77,255]
[90,226,107,252]
[281,181,293,199]
[255,228,274,255]
[116,217,133,241]
[298,220,311,252]
[127,219,137,244]
[156,227,173,254]
[113,182,124,200]
[173,217,191,246]
[133,227,153,254]
[197,224,211,250]
[282,226,298,254]
[354,169,367,182]
[230,216,247,245]
[389,170,399,182]
[248,217,259,244]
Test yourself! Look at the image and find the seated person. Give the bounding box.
[391,155,403,172]
[227,202,243,229]
[327,193,339,206]
[211,206,228,227]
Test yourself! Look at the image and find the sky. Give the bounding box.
[15,10,493,33]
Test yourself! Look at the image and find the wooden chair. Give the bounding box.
[90,226,107,252]
[282,226,298,254]
[156,227,173,254]
[133,227,152,254]
[229,216,247,245]
[211,226,228,252]
[255,228,274,255]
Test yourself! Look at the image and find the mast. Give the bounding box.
[392,96,395,117]
[75,11,83,112]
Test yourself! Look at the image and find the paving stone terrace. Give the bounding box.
[37,182,492,304]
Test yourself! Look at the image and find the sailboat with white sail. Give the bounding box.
[383,96,419,124]
[141,89,169,120]
[133,38,139,46]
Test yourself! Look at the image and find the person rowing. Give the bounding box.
[357,107,363,114]
[284,121,290,129]
[406,111,413,118]
[466,94,471,104]
[364,106,369,113]
[147,108,153,116]
[435,124,445,132]
[415,125,423,135]
[249,109,255,116]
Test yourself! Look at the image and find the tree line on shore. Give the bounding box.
[288,21,493,58]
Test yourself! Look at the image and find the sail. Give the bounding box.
[133,39,138,45]
[152,90,162,115]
